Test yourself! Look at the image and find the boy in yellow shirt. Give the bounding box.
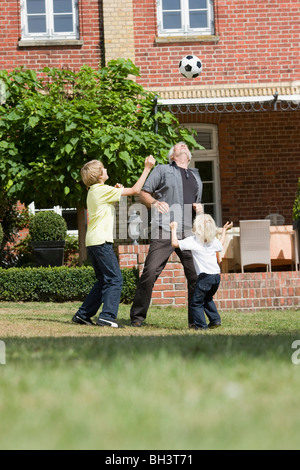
[72,155,155,328]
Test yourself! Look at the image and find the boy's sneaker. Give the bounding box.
[97,318,124,328]
[72,314,95,326]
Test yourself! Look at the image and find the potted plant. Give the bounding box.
[293,177,300,265]
[29,211,67,267]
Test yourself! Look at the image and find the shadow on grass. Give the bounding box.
[4,332,298,365]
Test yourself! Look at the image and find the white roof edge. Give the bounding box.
[157,95,300,105]
[279,95,300,102]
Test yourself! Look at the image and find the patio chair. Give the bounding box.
[239,220,271,273]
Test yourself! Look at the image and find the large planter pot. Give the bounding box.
[32,241,66,267]
[293,220,300,265]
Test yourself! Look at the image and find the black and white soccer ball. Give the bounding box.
[179,55,203,79]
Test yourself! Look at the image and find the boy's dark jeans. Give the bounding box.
[190,273,221,329]
[77,243,123,321]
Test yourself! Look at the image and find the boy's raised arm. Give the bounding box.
[120,155,156,197]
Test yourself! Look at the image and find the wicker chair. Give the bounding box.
[239,220,271,273]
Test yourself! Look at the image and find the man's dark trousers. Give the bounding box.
[130,235,198,325]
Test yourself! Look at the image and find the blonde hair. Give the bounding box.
[81,160,104,187]
[193,213,217,244]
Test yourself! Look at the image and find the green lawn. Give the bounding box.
[0,302,300,450]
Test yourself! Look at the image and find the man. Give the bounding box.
[130,142,203,327]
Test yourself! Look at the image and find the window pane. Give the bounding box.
[163,12,181,29]
[202,182,214,203]
[162,0,181,10]
[189,0,207,8]
[203,204,215,219]
[190,11,208,28]
[28,16,47,33]
[54,15,74,32]
[62,209,78,231]
[195,131,212,149]
[53,0,73,14]
[195,161,213,182]
[27,0,46,14]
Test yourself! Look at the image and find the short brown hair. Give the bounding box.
[81,160,104,187]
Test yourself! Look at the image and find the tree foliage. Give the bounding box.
[293,177,300,221]
[0,59,201,210]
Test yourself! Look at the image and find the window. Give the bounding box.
[21,0,79,40]
[187,125,222,225]
[28,203,79,236]
[157,0,214,37]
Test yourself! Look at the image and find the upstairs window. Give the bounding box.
[21,0,79,40]
[157,0,214,37]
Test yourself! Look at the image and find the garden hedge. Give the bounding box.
[0,266,139,303]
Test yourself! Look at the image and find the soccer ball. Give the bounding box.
[179,55,202,79]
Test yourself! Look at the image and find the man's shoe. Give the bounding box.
[208,322,221,329]
[131,320,143,327]
[97,318,124,328]
[72,314,95,326]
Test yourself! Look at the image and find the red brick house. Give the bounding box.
[1,0,300,308]
[2,0,299,226]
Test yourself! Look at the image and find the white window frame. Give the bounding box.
[157,0,214,37]
[184,124,222,226]
[20,0,79,41]
[28,203,78,236]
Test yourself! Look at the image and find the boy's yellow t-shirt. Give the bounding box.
[85,183,123,247]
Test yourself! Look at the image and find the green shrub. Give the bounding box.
[0,266,139,303]
[120,266,140,303]
[0,223,3,246]
[64,235,79,266]
[29,211,67,242]
[293,177,300,221]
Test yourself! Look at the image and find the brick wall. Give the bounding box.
[0,0,103,71]
[118,245,300,310]
[216,271,300,311]
[218,111,300,225]
[133,0,300,88]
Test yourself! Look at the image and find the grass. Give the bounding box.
[0,302,300,450]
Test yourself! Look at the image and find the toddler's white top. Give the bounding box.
[178,236,222,275]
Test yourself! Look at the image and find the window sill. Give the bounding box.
[155,35,219,44]
[18,39,84,48]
